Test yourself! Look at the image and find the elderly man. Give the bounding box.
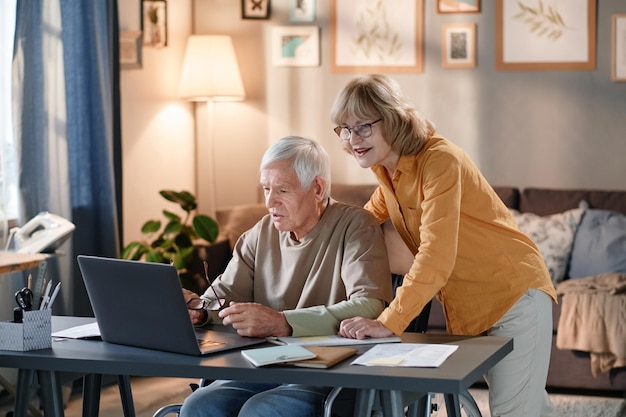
[179,136,392,417]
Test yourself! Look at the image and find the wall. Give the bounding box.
[119,0,626,245]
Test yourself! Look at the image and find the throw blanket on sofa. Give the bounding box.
[555,273,626,377]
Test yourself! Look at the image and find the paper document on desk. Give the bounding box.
[352,343,458,367]
[52,322,100,339]
[268,335,401,346]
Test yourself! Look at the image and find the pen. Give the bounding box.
[46,282,61,310]
[40,280,52,310]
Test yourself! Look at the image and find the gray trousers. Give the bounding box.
[485,289,555,417]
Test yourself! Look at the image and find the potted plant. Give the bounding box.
[121,190,219,286]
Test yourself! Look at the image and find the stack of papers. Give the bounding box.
[52,322,100,339]
[268,334,401,346]
[241,345,316,367]
[352,343,458,367]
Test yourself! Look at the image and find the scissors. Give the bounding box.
[15,287,34,311]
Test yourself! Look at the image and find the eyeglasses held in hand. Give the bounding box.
[333,118,382,141]
[186,297,211,310]
[204,260,224,309]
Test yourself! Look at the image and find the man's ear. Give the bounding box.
[313,176,327,202]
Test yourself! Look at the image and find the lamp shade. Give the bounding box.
[178,35,246,102]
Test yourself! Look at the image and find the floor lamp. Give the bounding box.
[178,35,246,218]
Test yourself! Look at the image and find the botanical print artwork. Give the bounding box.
[331,0,422,72]
[352,0,403,62]
[500,0,591,65]
[513,0,566,41]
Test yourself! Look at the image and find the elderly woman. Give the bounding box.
[331,74,556,417]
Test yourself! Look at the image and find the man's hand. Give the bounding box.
[339,317,394,339]
[218,302,292,337]
[182,288,207,325]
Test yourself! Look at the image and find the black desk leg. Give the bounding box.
[83,374,102,417]
[118,375,136,417]
[37,370,65,417]
[444,393,461,417]
[13,369,33,417]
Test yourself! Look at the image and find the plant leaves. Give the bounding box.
[163,210,181,222]
[175,233,193,248]
[121,242,147,260]
[145,249,165,264]
[163,220,184,237]
[141,220,161,234]
[193,215,219,243]
[125,190,219,277]
[160,190,197,213]
[159,236,177,250]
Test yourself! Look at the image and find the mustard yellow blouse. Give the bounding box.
[366,135,556,336]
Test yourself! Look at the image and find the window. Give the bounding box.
[0,0,18,238]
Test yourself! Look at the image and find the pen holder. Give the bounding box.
[0,309,52,351]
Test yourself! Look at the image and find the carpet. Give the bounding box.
[59,377,626,417]
[466,388,626,417]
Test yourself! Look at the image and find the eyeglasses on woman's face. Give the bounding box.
[333,118,382,141]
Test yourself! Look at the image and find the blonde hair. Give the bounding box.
[330,74,435,156]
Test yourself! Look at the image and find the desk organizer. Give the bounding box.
[0,309,52,351]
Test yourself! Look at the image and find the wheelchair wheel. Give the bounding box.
[429,390,482,417]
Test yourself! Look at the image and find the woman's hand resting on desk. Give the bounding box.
[339,317,394,339]
[219,302,292,338]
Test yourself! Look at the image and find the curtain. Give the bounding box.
[13,0,121,316]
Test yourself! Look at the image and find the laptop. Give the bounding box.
[76,255,265,356]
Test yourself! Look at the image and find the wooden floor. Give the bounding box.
[2,377,625,417]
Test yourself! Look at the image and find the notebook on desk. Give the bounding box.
[76,255,265,356]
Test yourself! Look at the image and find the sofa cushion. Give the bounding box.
[216,203,268,250]
[330,183,378,207]
[510,207,585,284]
[492,186,520,209]
[568,205,626,278]
[520,188,626,216]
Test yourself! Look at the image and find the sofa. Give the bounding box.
[194,183,626,395]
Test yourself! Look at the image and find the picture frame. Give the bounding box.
[330,0,424,74]
[142,0,167,47]
[119,31,143,70]
[242,0,271,20]
[495,0,596,71]
[437,0,480,14]
[442,23,476,68]
[290,0,316,23]
[272,26,320,67]
[612,14,626,82]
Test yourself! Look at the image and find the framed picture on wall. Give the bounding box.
[442,23,476,68]
[330,0,424,73]
[290,0,316,23]
[242,0,271,20]
[612,14,626,82]
[142,0,167,47]
[119,31,142,70]
[437,0,480,14]
[495,0,596,71]
[272,26,320,67]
